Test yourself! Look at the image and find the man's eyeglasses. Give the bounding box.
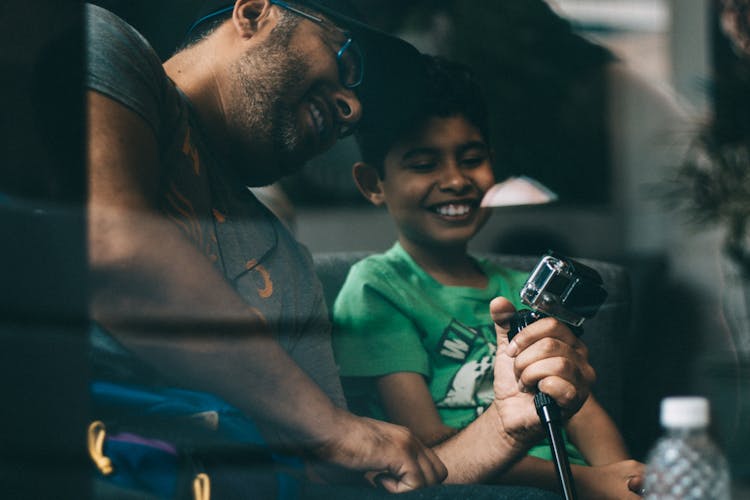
[269,0,364,89]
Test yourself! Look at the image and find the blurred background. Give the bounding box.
[3,0,749,497]
[1,0,87,497]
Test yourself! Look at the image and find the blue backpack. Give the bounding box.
[88,323,303,499]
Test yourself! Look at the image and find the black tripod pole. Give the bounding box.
[508,309,580,500]
[534,392,578,500]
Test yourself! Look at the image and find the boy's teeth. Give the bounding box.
[436,204,470,216]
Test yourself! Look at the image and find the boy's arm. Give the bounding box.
[87,91,446,491]
[496,456,644,500]
[376,370,645,499]
[565,395,630,465]
[376,372,457,446]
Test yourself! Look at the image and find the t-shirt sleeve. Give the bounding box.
[332,261,430,378]
[85,4,170,138]
[283,243,348,410]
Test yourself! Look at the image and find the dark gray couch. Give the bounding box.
[314,252,631,428]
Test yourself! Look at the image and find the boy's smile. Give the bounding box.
[377,115,495,253]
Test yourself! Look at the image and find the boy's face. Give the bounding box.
[376,115,495,252]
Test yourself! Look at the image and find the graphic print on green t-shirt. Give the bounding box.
[437,318,481,361]
[435,319,496,415]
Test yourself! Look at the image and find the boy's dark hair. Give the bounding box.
[355,54,490,177]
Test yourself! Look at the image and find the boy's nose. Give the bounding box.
[439,163,471,192]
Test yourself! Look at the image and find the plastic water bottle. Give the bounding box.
[644,397,731,499]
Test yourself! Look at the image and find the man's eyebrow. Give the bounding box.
[281,1,348,37]
[312,17,349,46]
[306,8,349,36]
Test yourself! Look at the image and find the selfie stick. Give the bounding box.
[534,392,577,500]
[507,252,609,500]
[509,312,579,500]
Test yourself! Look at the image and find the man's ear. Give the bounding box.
[352,162,386,206]
[232,0,274,37]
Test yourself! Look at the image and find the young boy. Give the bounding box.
[331,55,644,499]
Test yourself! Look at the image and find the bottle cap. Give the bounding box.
[660,396,710,428]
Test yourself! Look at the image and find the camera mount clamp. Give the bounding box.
[507,252,607,500]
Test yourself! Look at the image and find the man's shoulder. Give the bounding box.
[86,3,176,136]
[86,4,159,63]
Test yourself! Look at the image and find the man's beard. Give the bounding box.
[228,23,309,185]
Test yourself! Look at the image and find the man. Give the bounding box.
[86,0,594,496]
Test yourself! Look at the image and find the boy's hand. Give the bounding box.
[489,297,596,444]
[575,460,645,499]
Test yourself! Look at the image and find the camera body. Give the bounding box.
[508,252,607,341]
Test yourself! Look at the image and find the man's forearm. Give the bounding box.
[90,207,344,450]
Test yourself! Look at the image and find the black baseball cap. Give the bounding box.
[188,0,375,38]
[186,0,427,133]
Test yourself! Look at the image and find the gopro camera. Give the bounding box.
[508,252,607,341]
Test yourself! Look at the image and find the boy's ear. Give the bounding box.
[232,0,273,37]
[352,162,385,206]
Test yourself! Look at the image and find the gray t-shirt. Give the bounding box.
[85,3,346,408]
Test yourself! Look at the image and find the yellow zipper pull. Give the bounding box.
[193,472,211,500]
[87,421,113,476]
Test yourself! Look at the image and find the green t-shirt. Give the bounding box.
[332,242,586,464]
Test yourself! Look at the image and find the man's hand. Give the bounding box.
[316,412,447,493]
[575,460,645,499]
[490,297,596,444]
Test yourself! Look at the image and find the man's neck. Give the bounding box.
[164,43,228,151]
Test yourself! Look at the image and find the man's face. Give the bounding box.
[226,11,362,185]
[377,115,495,254]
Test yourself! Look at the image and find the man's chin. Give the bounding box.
[279,158,308,179]
[277,146,312,177]
[272,129,314,179]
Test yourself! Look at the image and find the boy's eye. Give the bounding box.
[406,162,436,172]
[461,156,487,168]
